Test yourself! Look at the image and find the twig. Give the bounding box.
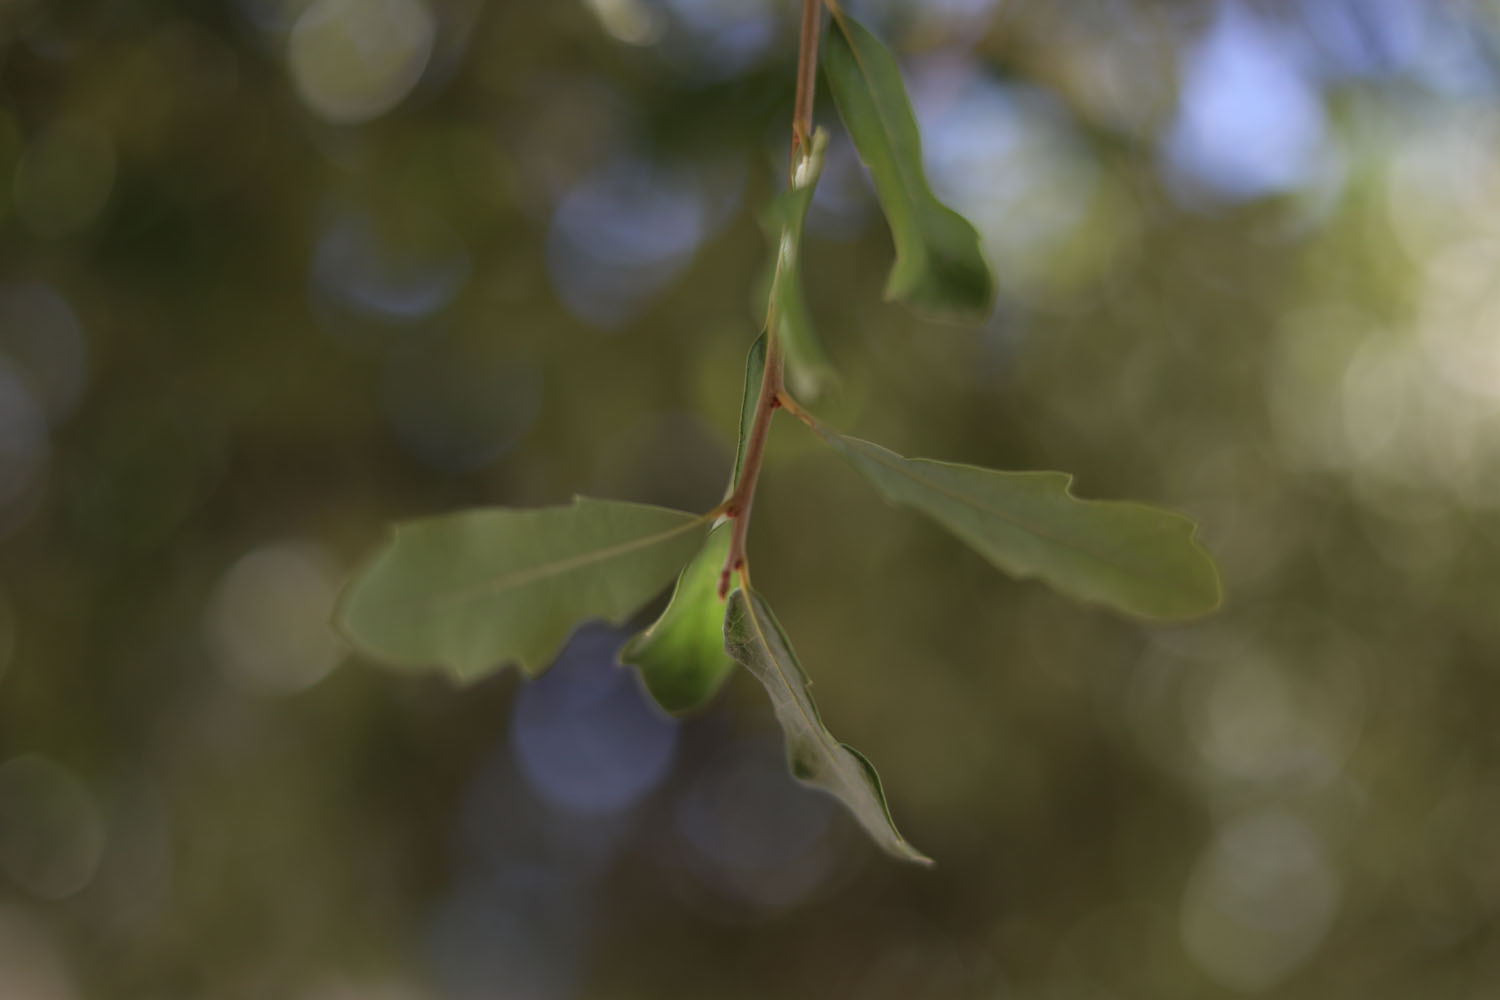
[718,0,823,598]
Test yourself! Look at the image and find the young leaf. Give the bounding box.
[724,587,932,865]
[767,127,839,400]
[730,332,768,493]
[620,522,736,715]
[337,498,711,682]
[808,425,1222,620]
[624,327,778,715]
[823,11,994,322]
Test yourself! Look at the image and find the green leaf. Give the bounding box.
[336,498,711,681]
[768,127,839,400]
[823,12,994,322]
[730,332,767,493]
[808,425,1222,620]
[638,337,770,715]
[621,522,735,715]
[724,587,932,865]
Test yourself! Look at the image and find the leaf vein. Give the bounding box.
[376,513,711,619]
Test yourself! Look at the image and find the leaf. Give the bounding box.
[767,127,839,400]
[808,425,1222,620]
[724,587,932,865]
[336,498,711,681]
[632,337,771,715]
[730,332,767,493]
[620,522,736,715]
[823,11,995,322]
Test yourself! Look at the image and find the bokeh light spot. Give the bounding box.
[546,157,709,328]
[205,541,345,696]
[313,208,470,323]
[1164,3,1327,201]
[511,625,678,815]
[1181,810,1340,992]
[1300,0,1426,80]
[1186,647,1364,788]
[0,755,106,901]
[586,0,664,46]
[913,69,1125,303]
[1385,109,1500,261]
[288,0,436,124]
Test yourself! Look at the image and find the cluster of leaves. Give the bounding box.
[337,9,1222,865]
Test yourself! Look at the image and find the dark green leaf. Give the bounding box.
[823,11,995,322]
[809,425,1222,620]
[336,498,710,681]
[724,587,932,865]
[621,522,735,715]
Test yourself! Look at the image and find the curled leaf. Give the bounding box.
[622,523,736,715]
[725,587,931,865]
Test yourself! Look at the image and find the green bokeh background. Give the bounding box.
[3,1,1500,997]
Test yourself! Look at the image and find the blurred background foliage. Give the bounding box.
[2,0,1500,996]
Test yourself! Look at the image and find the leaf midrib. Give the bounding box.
[830,13,929,233]
[736,590,923,857]
[736,591,842,772]
[373,513,711,620]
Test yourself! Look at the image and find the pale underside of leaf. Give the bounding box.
[336,497,711,682]
[808,425,1222,620]
[621,522,736,715]
[823,11,994,323]
[724,587,932,865]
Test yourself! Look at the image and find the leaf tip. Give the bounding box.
[1181,534,1227,619]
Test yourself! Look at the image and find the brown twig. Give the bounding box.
[718,0,823,598]
[790,0,823,162]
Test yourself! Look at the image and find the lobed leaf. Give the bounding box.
[823,11,995,322]
[336,498,711,681]
[621,522,736,715]
[809,426,1222,620]
[724,587,932,865]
